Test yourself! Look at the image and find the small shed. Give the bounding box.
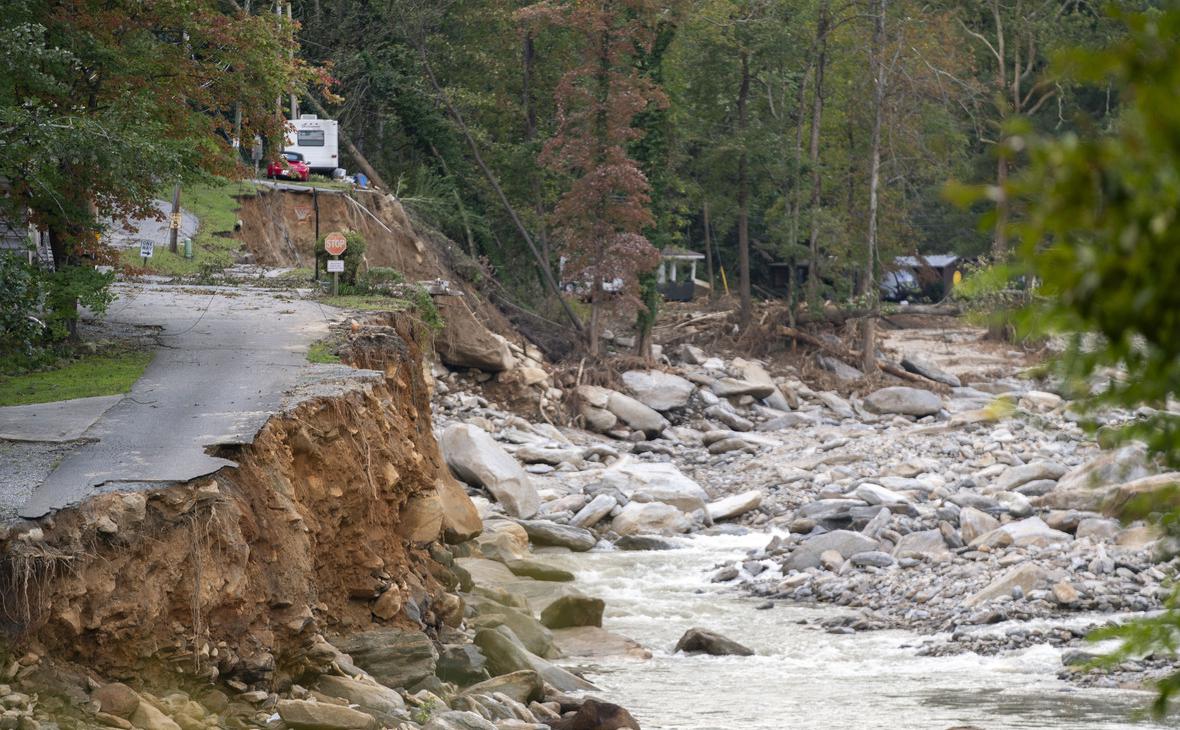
[657,247,706,301]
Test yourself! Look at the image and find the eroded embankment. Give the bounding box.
[0,318,478,690]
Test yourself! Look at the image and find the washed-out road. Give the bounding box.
[13,283,339,519]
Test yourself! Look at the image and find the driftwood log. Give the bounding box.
[780,326,928,384]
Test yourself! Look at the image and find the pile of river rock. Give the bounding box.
[430,342,1180,689]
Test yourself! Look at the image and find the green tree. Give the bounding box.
[998,5,1179,714]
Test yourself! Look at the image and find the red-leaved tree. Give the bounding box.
[518,0,666,357]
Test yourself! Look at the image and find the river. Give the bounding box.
[541,532,1173,730]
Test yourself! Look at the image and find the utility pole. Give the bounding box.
[168,183,182,253]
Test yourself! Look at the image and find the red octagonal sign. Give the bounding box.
[324,232,347,256]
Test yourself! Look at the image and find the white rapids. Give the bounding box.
[539,532,1171,730]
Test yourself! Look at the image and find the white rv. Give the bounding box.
[284,115,340,175]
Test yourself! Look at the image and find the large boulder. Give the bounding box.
[436,644,491,686]
[621,370,696,411]
[514,520,597,552]
[674,628,753,656]
[540,595,605,629]
[589,459,709,514]
[610,502,691,536]
[971,516,1072,549]
[711,378,775,399]
[707,490,763,522]
[398,490,444,544]
[550,699,641,730]
[786,530,877,570]
[606,391,670,436]
[1037,444,1151,510]
[333,629,438,690]
[434,303,515,372]
[468,597,557,658]
[423,711,498,730]
[473,628,596,692]
[441,424,540,518]
[276,699,378,730]
[92,683,140,719]
[551,626,652,660]
[315,676,406,725]
[863,387,942,417]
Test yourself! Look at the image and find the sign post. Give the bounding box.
[324,231,348,297]
[140,239,154,267]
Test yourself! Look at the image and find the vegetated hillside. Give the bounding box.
[239,186,572,369]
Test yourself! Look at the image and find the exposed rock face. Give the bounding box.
[863,387,942,417]
[674,628,754,656]
[0,319,470,684]
[315,676,406,724]
[621,370,696,411]
[441,423,540,518]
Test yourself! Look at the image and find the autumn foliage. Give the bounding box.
[518,0,666,355]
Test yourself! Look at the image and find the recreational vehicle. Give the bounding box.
[284,115,340,175]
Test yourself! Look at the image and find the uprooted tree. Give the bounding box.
[518,0,667,357]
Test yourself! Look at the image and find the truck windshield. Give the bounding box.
[297,129,325,147]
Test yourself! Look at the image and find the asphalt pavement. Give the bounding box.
[14,284,338,519]
[103,199,200,251]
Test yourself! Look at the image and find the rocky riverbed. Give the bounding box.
[428,328,1180,714]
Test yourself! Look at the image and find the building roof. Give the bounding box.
[661,246,705,260]
[894,254,959,268]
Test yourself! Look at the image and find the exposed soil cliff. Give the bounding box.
[0,318,479,689]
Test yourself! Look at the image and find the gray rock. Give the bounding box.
[706,490,763,522]
[853,483,912,507]
[473,628,595,693]
[863,387,942,417]
[436,644,491,686]
[849,551,895,568]
[276,699,378,730]
[423,711,498,730]
[674,627,754,656]
[540,595,605,629]
[315,676,406,724]
[787,529,878,570]
[993,461,1067,492]
[1014,479,1058,497]
[757,412,813,430]
[606,391,670,436]
[460,671,544,705]
[614,534,680,550]
[966,563,1051,607]
[712,378,775,399]
[514,520,597,552]
[468,599,557,659]
[892,529,949,559]
[610,502,692,536]
[815,355,864,382]
[621,370,696,411]
[816,391,855,418]
[442,424,540,518]
[974,515,1072,548]
[504,558,575,582]
[704,405,754,432]
[570,494,618,529]
[900,356,961,387]
[958,506,1000,544]
[798,499,865,523]
[334,629,438,691]
[1076,517,1121,541]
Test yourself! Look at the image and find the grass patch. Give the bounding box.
[321,295,413,312]
[0,350,153,406]
[121,179,256,277]
[307,341,341,364]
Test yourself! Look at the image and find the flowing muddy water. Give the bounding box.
[541,533,1173,730]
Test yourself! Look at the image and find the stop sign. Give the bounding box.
[324,232,347,256]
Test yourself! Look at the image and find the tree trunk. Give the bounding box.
[703,199,716,299]
[304,96,389,191]
[862,0,887,374]
[993,153,1008,260]
[806,2,829,303]
[787,62,811,263]
[737,50,752,327]
[523,31,551,270]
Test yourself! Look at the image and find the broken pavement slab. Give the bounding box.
[0,394,124,443]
